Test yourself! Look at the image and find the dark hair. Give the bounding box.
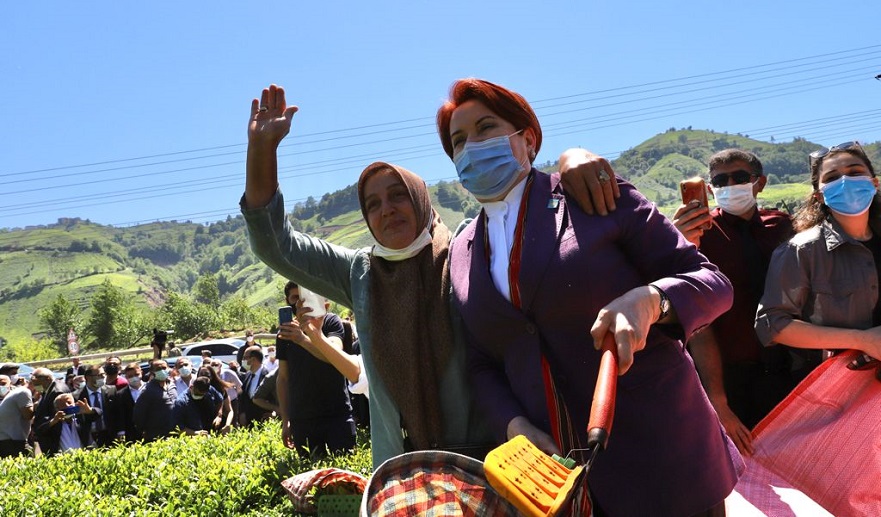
[284,281,299,299]
[707,149,763,176]
[436,78,542,161]
[84,365,103,377]
[793,147,876,232]
[191,376,211,394]
[197,365,232,392]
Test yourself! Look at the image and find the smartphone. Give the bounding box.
[679,177,712,230]
[278,306,294,325]
[63,405,80,419]
[298,287,327,318]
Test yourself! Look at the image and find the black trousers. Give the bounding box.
[0,439,27,458]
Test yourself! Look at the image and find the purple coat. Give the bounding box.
[450,171,741,516]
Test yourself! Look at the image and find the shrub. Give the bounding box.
[0,421,372,516]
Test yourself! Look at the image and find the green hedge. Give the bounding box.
[0,421,372,516]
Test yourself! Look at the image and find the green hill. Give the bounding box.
[1,130,878,354]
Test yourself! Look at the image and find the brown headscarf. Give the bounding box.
[357,162,454,450]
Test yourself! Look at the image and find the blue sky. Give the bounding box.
[2,1,879,230]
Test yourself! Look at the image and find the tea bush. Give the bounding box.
[0,420,372,516]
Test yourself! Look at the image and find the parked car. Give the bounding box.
[179,338,246,365]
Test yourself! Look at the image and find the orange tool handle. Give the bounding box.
[587,333,618,452]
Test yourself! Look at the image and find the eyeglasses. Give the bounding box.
[709,170,757,188]
[810,141,863,165]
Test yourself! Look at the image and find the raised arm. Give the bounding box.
[244,84,299,209]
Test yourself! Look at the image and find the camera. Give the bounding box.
[152,328,174,345]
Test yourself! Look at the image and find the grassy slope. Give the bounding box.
[4,131,875,343]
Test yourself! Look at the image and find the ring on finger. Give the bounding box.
[258,106,269,113]
[598,169,610,183]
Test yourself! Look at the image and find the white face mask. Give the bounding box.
[372,225,433,261]
[127,376,142,388]
[8,375,18,385]
[711,182,757,216]
[94,378,106,389]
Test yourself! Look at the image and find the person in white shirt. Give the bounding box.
[263,346,279,373]
[0,374,35,458]
[51,394,86,454]
[173,357,194,395]
[213,359,243,426]
[118,362,146,442]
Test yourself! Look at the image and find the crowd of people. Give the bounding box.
[1,75,876,514]
[0,305,369,459]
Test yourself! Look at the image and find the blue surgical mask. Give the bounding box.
[153,369,169,382]
[820,175,877,216]
[178,367,192,377]
[453,131,529,200]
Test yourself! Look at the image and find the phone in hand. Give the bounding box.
[63,405,80,420]
[679,177,712,230]
[278,306,294,325]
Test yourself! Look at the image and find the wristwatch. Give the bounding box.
[649,284,670,321]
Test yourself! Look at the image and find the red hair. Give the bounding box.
[436,78,542,160]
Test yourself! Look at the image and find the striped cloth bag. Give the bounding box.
[731,350,881,515]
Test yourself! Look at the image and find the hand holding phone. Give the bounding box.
[679,177,712,230]
[278,306,294,325]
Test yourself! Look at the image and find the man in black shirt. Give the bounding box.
[276,281,355,459]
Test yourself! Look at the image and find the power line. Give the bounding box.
[3,44,879,181]
[7,61,873,200]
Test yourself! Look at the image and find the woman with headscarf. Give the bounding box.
[241,84,616,467]
[437,78,741,516]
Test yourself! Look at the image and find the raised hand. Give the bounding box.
[248,84,299,147]
[278,321,307,346]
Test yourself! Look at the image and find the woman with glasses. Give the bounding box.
[756,142,881,378]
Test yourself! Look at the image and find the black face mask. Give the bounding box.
[105,365,120,376]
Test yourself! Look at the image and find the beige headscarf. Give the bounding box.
[358,162,454,450]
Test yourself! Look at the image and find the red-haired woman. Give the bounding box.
[438,78,740,516]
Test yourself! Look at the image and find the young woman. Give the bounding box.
[756,142,881,369]
[437,78,741,516]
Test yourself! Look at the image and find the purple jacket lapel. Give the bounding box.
[516,172,566,315]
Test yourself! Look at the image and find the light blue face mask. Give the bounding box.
[820,175,877,216]
[453,131,528,200]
